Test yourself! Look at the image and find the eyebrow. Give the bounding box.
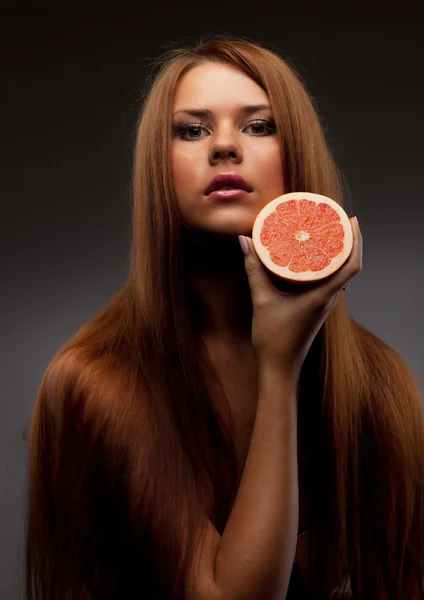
[172,104,272,118]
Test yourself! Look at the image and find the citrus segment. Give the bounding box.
[252,192,353,282]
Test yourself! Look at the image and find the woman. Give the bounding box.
[25,35,424,599]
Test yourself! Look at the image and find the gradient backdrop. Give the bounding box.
[2,6,423,599]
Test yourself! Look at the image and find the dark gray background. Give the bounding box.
[2,5,423,599]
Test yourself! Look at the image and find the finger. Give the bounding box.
[241,235,277,306]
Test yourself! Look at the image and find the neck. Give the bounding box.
[182,227,253,344]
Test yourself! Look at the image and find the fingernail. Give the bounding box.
[238,235,249,255]
[353,216,359,225]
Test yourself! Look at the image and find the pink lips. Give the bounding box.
[207,189,249,200]
[205,172,252,195]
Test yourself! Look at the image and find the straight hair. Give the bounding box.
[25,34,424,599]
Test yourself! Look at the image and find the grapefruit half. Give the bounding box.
[252,192,353,283]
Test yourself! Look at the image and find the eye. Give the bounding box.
[245,119,276,135]
[173,122,208,140]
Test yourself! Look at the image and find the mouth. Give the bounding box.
[205,172,253,195]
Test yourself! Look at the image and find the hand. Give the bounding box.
[241,216,363,378]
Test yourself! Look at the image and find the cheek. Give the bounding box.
[254,146,284,189]
[172,149,198,198]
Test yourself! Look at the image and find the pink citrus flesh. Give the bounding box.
[252,192,353,282]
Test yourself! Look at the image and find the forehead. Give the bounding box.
[173,62,269,111]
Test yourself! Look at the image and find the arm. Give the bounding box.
[212,360,299,600]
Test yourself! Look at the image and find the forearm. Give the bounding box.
[214,360,299,600]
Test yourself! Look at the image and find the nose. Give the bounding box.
[209,132,242,165]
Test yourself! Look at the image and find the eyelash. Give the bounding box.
[174,118,276,141]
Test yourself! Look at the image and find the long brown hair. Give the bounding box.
[24,34,424,599]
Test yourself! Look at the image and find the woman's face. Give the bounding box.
[171,62,285,237]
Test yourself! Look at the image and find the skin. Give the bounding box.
[171,61,285,346]
[171,63,363,589]
[171,61,315,581]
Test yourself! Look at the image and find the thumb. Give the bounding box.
[239,235,275,305]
